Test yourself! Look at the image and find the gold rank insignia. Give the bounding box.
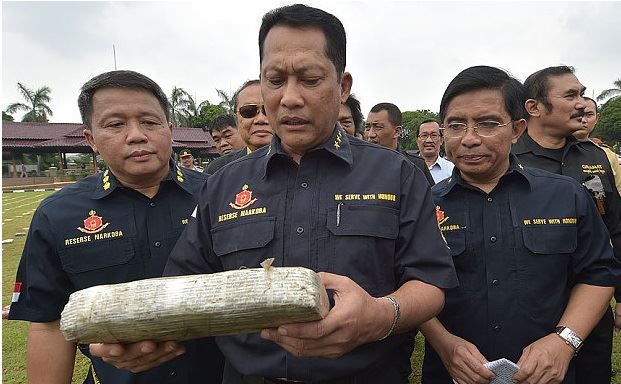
[229,184,257,210]
[518,163,524,170]
[334,130,343,150]
[435,206,449,225]
[77,210,110,234]
[102,170,110,190]
[176,166,184,183]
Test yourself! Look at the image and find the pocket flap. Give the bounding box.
[211,217,276,256]
[327,205,398,239]
[59,238,135,273]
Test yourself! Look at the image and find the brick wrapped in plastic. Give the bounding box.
[60,260,329,343]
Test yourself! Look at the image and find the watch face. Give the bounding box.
[557,327,583,350]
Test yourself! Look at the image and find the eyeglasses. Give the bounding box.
[440,120,513,138]
[418,133,442,140]
[237,104,266,119]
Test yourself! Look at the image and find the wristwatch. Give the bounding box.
[554,326,583,354]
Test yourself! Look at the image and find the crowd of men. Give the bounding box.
[7,4,621,384]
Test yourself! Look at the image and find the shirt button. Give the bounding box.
[490,236,497,243]
[487,197,493,202]
[493,324,502,332]
[170,370,177,377]
[154,241,161,247]
[491,279,499,286]
[149,202,156,207]
[301,182,308,188]
[296,226,304,234]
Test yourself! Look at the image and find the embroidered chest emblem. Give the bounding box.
[78,210,110,234]
[230,184,257,210]
[435,206,449,225]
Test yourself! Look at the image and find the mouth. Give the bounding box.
[251,129,274,137]
[280,116,310,129]
[459,154,486,163]
[129,150,154,161]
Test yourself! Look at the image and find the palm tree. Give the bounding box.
[215,88,235,114]
[6,82,53,122]
[169,87,192,127]
[597,78,621,103]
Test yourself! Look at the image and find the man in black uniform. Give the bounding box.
[421,65,619,384]
[513,65,621,384]
[205,80,274,175]
[92,5,457,383]
[8,70,223,384]
[365,102,436,185]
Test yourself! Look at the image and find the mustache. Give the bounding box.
[571,110,585,119]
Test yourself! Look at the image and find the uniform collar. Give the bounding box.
[92,160,192,199]
[513,131,580,158]
[261,124,353,179]
[435,154,531,197]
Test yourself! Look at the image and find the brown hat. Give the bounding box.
[179,149,192,157]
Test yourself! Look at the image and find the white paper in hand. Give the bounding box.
[484,358,519,384]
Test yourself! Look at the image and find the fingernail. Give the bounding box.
[166,344,176,352]
[141,345,154,353]
[278,327,288,336]
[109,348,121,357]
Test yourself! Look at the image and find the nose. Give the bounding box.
[460,128,482,148]
[280,78,304,109]
[255,107,269,124]
[126,120,148,144]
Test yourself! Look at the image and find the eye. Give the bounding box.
[446,122,465,131]
[302,77,321,86]
[267,77,284,87]
[477,121,500,129]
[104,121,124,129]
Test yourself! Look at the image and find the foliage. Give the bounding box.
[3,111,14,121]
[5,82,53,122]
[215,88,235,114]
[597,78,621,104]
[168,87,193,127]
[592,96,621,150]
[168,86,225,128]
[190,104,228,129]
[400,110,440,150]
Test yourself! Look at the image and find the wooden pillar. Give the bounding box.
[11,153,17,178]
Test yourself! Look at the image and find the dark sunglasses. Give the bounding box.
[238,104,266,119]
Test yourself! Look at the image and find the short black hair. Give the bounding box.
[344,94,364,135]
[233,79,261,112]
[370,102,402,126]
[584,96,597,115]
[523,65,574,113]
[416,119,441,137]
[78,70,169,128]
[259,4,346,77]
[208,114,237,135]
[439,66,527,122]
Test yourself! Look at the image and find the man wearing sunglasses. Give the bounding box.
[513,65,621,384]
[420,65,619,384]
[91,4,457,383]
[205,80,274,175]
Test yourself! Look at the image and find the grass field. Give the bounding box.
[1,191,619,383]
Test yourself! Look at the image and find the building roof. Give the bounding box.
[2,122,217,158]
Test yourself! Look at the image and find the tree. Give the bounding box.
[399,109,440,150]
[215,88,235,114]
[169,86,193,127]
[597,78,621,104]
[190,104,228,129]
[3,111,14,121]
[592,96,621,150]
[6,82,53,122]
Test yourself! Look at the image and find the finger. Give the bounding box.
[275,317,335,339]
[90,342,129,358]
[318,272,351,292]
[261,330,342,358]
[105,341,185,371]
[125,348,186,373]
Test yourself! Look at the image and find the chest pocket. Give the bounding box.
[326,204,398,296]
[211,216,276,270]
[522,226,577,254]
[442,229,481,292]
[59,238,137,290]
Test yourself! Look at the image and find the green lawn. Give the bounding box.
[2,191,620,383]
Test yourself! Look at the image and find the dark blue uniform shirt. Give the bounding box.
[165,126,458,382]
[422,156,620,384]
[9,162,224,384]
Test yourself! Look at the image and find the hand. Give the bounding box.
[436,334,495,384]
[615,303,621,331]
[89,340,185,373]
[513,333,574,384]
[260,272,391,358]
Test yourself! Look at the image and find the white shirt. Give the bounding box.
[428,155,454,183]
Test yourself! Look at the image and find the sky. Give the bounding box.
[2,1,620,124]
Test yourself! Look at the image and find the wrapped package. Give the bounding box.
[60,259,329,343]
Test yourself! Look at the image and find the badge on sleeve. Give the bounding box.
[12,282,22,303]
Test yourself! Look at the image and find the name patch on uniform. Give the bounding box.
[334,193,396,202]
[581,164,606,175]
[64,230,124,246]
[522,217,577,226]
[218,207,267,222]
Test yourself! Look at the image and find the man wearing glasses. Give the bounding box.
[513,65,621,384]
[420,66,619,384]
[416,119,454,183]
[366,102,435,185]
[205,80,274,175]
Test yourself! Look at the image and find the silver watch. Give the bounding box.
[554,326,583,354]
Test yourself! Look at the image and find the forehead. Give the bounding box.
[547,73,584,94]
[237,84,262,104]
[92,87,165,116]
[445,88,507,119]
[367,110,390,123]
[584,99,597,111]
[339,103,352,118]
[419,122,440,133]
[261,25,333,74]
